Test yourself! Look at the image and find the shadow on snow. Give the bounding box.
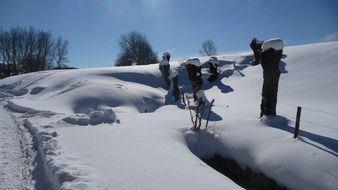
[263,115,338,158]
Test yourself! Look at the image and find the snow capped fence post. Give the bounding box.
[294,106,302,138]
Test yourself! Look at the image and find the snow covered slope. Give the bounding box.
[0,41,337,190]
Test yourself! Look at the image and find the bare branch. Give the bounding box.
[115,31,158,66]
[200,40,217,56]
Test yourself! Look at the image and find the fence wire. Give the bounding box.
[277,100,338,131]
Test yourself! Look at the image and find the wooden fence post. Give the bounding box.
[294,106,302,138]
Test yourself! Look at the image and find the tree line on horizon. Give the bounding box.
[115,31,217,66]
[0,27,71,79]
[0,27,218,78]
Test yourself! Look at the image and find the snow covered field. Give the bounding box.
[0,41,337,190]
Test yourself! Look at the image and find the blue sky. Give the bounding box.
[1,0,337,68]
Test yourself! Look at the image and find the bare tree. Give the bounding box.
[36,30,54,70]
[0,31,13,77]
[9,28,21,75]
[199,40,217,56]
[26,28,37,57]
[53,36,69,69]
[115,31,158,66]
[21,27,37,73]
[0,30,8,77]
[0,27,71,78]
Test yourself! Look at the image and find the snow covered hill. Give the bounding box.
[0,41,337,190]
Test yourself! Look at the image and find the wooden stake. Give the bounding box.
[294,106,302,138]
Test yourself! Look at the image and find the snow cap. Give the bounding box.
[209,56,218,65]
[185,58,202,67]
[262,38,284,52]
[162,52,171,59]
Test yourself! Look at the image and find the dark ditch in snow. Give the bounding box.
[202,154,288,190]
[184,130,288,189]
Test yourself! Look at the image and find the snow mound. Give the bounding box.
[0,66,166,114]
[62,115,91,126]
[6,100,55,116]
[62,108,118,126]
[260,115,289,128]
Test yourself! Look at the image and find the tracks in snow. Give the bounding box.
[0,105,34,189]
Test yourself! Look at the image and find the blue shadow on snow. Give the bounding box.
[264,115,338,158]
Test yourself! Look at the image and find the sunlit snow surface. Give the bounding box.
[0,41,337,190]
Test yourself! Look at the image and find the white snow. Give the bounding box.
[183,57,203,67]
[0,41,337,190]
[262,38,284,51]
[0,103,34,189]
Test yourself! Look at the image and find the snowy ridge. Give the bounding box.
[6,100,55,116]
[23,119,98,190]
[23,119,61,190]
[0,41,337,190]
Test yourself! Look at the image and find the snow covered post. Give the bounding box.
[207,57,219,82]
[255,38,284,117]
[182,58,203,101]
[169,68,180,102]
[159,52,171,88]
[294,106,302,138]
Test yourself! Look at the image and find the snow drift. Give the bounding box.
[0,41,337,190]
